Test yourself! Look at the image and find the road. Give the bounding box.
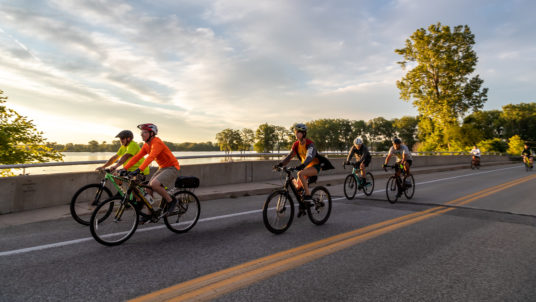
[1,163,535,301]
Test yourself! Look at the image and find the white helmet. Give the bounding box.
[353,137,363,145]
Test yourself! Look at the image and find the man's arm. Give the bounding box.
[110,153,133,171]
[96,155,119,171]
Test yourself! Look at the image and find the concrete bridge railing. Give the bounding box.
[0,155,511,214]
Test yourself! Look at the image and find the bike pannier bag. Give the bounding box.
[175,176,200,188]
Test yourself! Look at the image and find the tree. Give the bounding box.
[507,135,525,155]
[273,126,291,153]
[500,103,536,141]
[254,123,277,153]
[367,117,393,151]
[395,23,488,150]
[393,116,418,150]
[239,128,255,153]
[0,90,63,175]
[215,128,241,153]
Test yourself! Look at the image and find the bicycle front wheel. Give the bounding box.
[164,191,201,233]
[307,186,332,225]
[403,174,415,199]
[386,176,399,204]
[70,184,113,226]
[263,190,294,234]
[362,172,375,196]
[343,174,357,200]
[90,196,138,246]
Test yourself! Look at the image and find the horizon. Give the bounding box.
[1,0,535,144]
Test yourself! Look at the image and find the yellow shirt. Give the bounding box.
[296,141,320,168]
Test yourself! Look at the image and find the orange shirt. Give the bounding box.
[124,137,180,171]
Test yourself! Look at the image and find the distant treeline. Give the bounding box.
[46,141,220,152]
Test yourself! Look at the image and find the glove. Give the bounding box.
[344,161,350,165]
[128,168,140,177]
[295,164,305,171]
[382,163,387,168]
[118,169,128,176]
[277,162,283,167]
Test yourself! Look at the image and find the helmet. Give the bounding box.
[353,137,363,146]
[293,123,307,132]
[392,137,402,144]
[137,123,158,135]
[115,130,133,140]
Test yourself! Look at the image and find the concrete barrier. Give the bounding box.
[0,155,511,214]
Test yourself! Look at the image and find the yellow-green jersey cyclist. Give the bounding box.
[96,130,150,175]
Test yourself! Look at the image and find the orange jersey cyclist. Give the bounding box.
[277,123,324,205]
[123,123,180,217]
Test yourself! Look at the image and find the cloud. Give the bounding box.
[0,0,534,143]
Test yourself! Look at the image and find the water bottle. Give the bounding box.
[143,191,154,205]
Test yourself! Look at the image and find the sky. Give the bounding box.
[0,0,534,144]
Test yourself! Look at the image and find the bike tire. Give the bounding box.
[90,196,138,246]
[362,172,375,196]
[343,174,357,200]
[164,191,201,233]
[386,176,399,203]
[70,184,113,226]
[263,190,294,234]
[307,186,332,225]
[403,174,415,199]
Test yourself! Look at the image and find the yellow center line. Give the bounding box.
[131,173,536,302]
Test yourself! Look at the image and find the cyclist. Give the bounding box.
[470,145,481,167]
[383,138,413,195]
[277,123,333,206]
[344,137,371,189]
[123,123,180,218]
[96,130,150,176]
[521,143,534,168]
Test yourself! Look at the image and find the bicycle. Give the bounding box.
[523,156,533,172]
[70,169,128,226]
[89,174,201,246]
[384,163,415,204]
[471,157,480,170]
[343,162,374,199]
[262,166,332,234]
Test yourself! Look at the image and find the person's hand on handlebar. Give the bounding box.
[95,166,105,172]
[128,168,140,177]
[118,169,128,177]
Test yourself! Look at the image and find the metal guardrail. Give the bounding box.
[0,151,504,171]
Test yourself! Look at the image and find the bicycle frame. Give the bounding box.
[279,167,305,204]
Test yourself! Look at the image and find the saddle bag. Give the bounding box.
[175,176,200,188]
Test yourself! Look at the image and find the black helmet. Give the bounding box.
[293,123,307,132]
[115,130,134,140]
[392,137,402,144]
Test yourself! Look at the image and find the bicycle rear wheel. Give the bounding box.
[164,191,201,233]
[362,172,375,196]
[386,176,399,203]
[263,190,294,234]
[307,186,332,225]
[403,174,415,199]
[90,196,138,246]
[343,174,357,200]
[70,184,113,226]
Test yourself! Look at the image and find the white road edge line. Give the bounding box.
[0,165,521,257]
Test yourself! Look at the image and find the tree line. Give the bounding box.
[214,102,536,155]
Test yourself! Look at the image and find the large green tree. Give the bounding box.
[0,90,63,172]
[254,123,277,153]
[215,128,242,153]
[395,23,488,150]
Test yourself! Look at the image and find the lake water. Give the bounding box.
[9,151,285,175]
